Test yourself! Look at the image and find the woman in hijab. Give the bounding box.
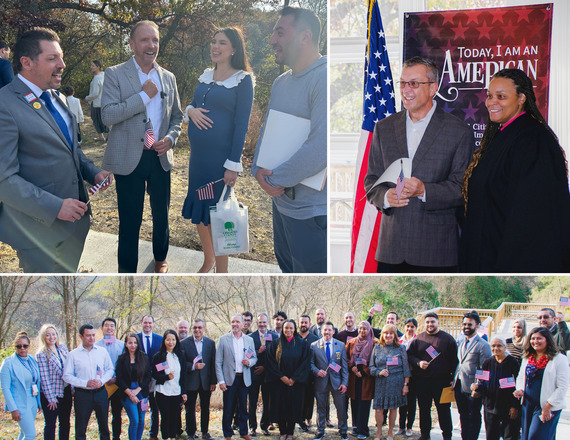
[506,319,526,363]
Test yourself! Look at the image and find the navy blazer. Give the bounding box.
[180,336,217,392]
[138,332,162,360]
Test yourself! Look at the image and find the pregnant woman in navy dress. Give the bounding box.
[182,27,254,273]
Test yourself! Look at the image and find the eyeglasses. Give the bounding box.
[398,80,434,89]
[15,344,29,349]
[537,315,552,320]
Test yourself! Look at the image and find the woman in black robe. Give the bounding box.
[460,68,570,272]
[266,319,311,439]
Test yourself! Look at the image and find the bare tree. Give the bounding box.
[0,276,39,348]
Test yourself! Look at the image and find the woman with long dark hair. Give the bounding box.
[36,324,72,440]
[116,333,151,440]
[182,26,254,273]
[152,330,187,440]
[460,68,570,272]
[266,319,310,439]
[346,321,376,439]
[514,327,569,440]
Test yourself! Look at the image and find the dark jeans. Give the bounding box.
[416,377,453,439]
[399,377,417,430]
[110,388,123,440]
[484,410,521,440]
[156,392,183,439]
[40,386,72,440]
[272,202,327,273]
[222,375,249,437]
[455,389,483,440]
[74,387,110,440]
[249,375,271,430]
[186,386,212,435]
[149,391,160,438]
[115,150,170,273]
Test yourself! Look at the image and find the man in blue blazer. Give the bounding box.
[181,318,217,440]
[311,322,349,440]
[0,40,13,88]
[138,315,163,440]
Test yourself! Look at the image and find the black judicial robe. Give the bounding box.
[266,335,311,423]
[459,112,570,272]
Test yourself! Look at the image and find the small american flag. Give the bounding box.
[426,345,439,359]
[395,160,405,201]
[329,362,342,373]
[372,303,383,312]
[88,174,111,196]
[560,297,570,307]
[193,354,203,365]
[197,181,215,200]
[155,361,169,372]
[355,357,367,365]
[144,119,156,149]
[264,333,273,341]
[245,348,254,359]
[475,370,490,381]
[104,335,116,344]
[499,377,516,389]
[96,365,102,377]
[386,356,399,366]
[141,397,149,411]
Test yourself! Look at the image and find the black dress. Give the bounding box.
[460,113,570,272]
[266,336,311,431]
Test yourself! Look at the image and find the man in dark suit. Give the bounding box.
[249,313,278,436]
[181,318,217,440]
[310,321,349,440]
[0,40,14,88]
[137,315,163,440]
[365,56,472,273]
[538,307,570,353]
[453,311,491,440]
[101,20,182,273]
[0,28,111,272]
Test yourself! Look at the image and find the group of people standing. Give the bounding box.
[365,57,570,273]
[0,5,327,275]
[1,307,569,440]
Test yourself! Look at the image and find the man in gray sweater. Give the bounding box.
[251,6,327,273]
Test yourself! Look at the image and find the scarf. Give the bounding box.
[351,321,374,364]
[526,354,549,385]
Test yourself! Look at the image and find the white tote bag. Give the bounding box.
[210,185,249,256]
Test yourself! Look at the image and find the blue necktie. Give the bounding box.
[146,336,151,355]
[326,342,331,363]
[40,91,73,149]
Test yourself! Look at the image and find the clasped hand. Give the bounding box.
[386,177,425,208]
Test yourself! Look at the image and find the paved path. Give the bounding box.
[78,230,280,273]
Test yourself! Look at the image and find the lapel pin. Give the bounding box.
[33,102,41,109]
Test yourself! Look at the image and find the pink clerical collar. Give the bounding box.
[500,111,526,131]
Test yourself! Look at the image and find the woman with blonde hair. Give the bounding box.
[506,319,526,363]
[36,324,72,440]
[370,324,410,440]
[0,331,41,439]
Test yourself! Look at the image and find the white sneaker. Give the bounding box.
[395,429,405,435]
[405,429,413,437]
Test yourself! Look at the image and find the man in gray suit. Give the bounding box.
[365,56,472,273]
[453,311,491,440]
[216,314,257,440]
[101,20,182,273]
[310,321,349,440]
[0,28,111,272]
[181,318,217,440]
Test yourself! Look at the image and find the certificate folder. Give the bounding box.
[256,109,326,191]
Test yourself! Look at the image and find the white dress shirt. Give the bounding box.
[232,333,245,374]
[62,345,114,389]
[154,352,182,396]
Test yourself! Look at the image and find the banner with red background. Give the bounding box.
[403,3,553,146]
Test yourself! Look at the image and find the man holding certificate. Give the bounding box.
[364,56,472,273]
[251,6,327,273]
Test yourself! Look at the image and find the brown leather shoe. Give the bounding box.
[154,260,168,273]
[225,438,232,440]
[241,436,252,440]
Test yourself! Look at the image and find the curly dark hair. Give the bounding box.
[462,68,565,210]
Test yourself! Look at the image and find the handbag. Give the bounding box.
[210,185,249,256]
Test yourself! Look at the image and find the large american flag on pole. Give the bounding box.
[350,0,396,273]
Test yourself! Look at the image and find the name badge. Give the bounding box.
[32,384,39,396]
